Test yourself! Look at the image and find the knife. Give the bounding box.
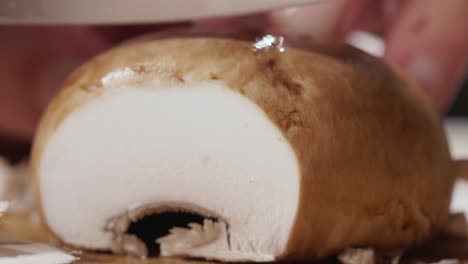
[0,0,326,25]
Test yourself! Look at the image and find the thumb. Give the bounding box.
[266,0,345,40]
[384,0,468,113]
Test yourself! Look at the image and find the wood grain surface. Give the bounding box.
[0,213,466,264]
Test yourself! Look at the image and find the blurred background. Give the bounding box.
[449,81,468,117]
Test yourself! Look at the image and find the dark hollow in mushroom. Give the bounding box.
[126,211,217,256]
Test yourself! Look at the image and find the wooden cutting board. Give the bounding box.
[0,213,467,264]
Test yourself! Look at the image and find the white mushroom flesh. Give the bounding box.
[39,84,300,260]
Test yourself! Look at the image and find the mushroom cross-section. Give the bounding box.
[32,38,456,262]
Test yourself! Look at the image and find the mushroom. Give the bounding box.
[31,37,467,262]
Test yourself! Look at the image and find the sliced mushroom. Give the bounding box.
[32,38,457,261]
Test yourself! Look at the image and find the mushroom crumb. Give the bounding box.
[338,248,376,264]
[253,35,285,52]
[414,260,460,264]
[0,158,8,199]
[338,248,401,264]
[0,201,8,217]
[0,158,34,213]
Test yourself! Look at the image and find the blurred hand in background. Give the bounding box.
[269,0,468,112]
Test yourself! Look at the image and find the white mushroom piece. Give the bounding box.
[31,38,467,262]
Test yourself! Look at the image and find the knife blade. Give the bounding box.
[0,0,326,25]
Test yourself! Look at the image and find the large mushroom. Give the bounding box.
[31,37,466,262]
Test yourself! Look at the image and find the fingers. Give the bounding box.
[268,0,391,41]
[270,0,468,113]
[335,0,387,37]
[0,26,110,140]
[384,0,468,112]
[266,0,345,40]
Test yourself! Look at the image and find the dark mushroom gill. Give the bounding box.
[126,211,217,256]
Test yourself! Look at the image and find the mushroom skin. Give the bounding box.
[31,38,456,262]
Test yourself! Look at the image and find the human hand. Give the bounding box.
[269,0,468,113]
